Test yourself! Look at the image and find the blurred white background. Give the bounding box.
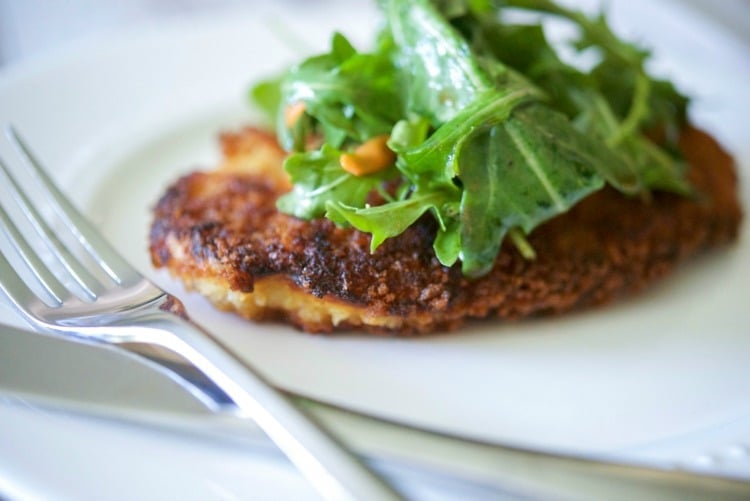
[1,0,748,68]
[0,0,332,66]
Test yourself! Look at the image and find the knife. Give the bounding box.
[2,323,749,500]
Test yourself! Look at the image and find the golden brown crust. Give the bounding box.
[149,126,742,335]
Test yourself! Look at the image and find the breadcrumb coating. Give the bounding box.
[149,127,742,335]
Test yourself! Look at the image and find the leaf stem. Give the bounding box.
[509,227,537,260]
[610,71,650,145]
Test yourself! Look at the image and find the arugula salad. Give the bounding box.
[252,0,692,278]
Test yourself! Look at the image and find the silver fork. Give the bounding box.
[0,125,402,501]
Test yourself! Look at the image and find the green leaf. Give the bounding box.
[458,106,609,276]
[590,57,688,141]
[250,76,283,126]
[325,188,460,254]
[433,211,462,267]
[387,116,431,153]
[382,0,493,124]
[516,105,642,194]
[331,32,357,62]
[574,92,691,195]
[398,86,541,186]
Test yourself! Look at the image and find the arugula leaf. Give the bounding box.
[250,76,283,127]
[388,116,431,153]
[590,58,688,145]
[326,187,460,252]
[398,86,539,181]
[382,0,493,124]
[458,106,609,276]
[574,92,692,195]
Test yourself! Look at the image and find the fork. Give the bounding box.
[0,125,402,501]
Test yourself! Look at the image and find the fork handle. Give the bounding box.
[110,304,402,501]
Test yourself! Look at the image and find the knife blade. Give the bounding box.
[2,323,749,500]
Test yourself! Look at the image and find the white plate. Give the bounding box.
[1,0,749,496]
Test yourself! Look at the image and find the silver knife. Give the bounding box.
[2,324,749,500]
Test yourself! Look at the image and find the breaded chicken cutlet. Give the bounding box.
[149,127,742,335]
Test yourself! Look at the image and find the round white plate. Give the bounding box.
[1,0,749,496]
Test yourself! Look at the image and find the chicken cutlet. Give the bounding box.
[149,126,742,335]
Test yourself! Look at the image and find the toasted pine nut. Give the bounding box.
[284,101,307,128]
[340,135,395,176]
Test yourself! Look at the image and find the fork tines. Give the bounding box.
[0,125,128,307]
